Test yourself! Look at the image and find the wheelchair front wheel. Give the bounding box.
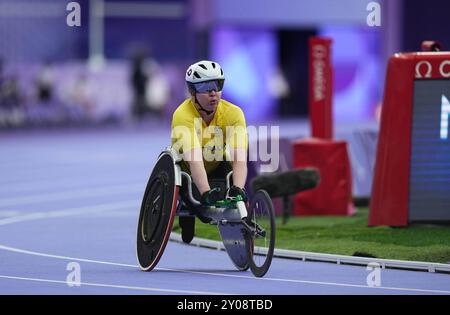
[246,189,276,278]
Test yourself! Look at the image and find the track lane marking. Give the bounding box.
[0,200,138,226]
[0,244,449,295]
[0,184,143,207]
[0,177,144,194]
[0,274,229,295]
[0,199,449,295]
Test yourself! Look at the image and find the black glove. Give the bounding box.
[200,187,222,206]
[226,185,248,202]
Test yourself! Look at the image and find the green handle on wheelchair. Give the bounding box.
[214,194,244,207]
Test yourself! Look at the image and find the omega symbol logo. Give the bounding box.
[415,60,450,78]
[415,61,432,78]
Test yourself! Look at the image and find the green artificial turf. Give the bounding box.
[173,208,450,263]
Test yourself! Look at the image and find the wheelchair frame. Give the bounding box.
[136,147,275,277]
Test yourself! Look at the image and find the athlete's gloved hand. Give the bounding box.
[200,187,222,206]
[226,185,248,202]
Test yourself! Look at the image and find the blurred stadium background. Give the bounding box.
[1,1,450,296]
[1,0,450,202]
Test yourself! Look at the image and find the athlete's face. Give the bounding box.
[193,90,222,113]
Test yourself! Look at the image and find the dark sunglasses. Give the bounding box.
[193,80,224,93]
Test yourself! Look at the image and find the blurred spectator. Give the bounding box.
[62,72,94,123]
[0,58,4,94]
[0,59,25,127]
[130,49,169,121]
[268,66,291,117]
[145,63,170,119]
[268,66,290,101]
[130,52,148,120]
[36,61,54,103]
[1,75,22,108]
[28,61,63,125]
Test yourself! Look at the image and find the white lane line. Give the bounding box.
[156,268,450,295]
[0,275,229,295]
[1,244,449,295]
[0,184,143,207]
[0,178,144,194]
[0,196,448,294]
[0,200,138,226]
[0,211,21,218]
[0,244,137,268]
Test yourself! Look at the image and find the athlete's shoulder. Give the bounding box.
[173,98,191,115]
[217,99,246,126]
[172,98,197,120]
[219,99,245,116]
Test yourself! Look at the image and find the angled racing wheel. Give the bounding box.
[137,152,179,271]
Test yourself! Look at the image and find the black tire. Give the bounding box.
[137,153,178,271]
[246,189,276,278]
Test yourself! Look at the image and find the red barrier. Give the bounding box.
[292,139,355,216]
[309,37,334,139]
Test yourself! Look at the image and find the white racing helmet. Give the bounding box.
[185,60,225,93]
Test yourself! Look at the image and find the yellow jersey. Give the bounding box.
[171,98,248,174]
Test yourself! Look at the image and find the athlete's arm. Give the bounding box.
[226,107,248,189]
[184,148,210,194]
[231,148,247,188]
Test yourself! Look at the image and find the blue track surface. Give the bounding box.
[0,126,449,295]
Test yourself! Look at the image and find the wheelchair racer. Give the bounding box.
[171,60,248,243]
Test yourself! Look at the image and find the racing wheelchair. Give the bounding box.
[136,147,276,278]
